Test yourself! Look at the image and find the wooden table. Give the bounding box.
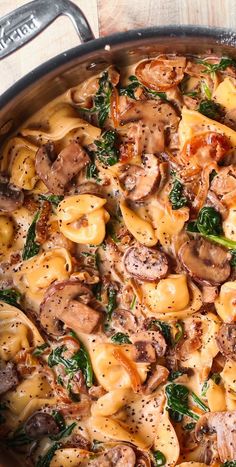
[0,0,236,95]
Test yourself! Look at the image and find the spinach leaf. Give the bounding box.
[209,169,217,182]
[52,411,65,431]
[201,373,221,397]
[198,99,222,120]
[39,194,63,207]
[184,422,196,431]
[165,383,207,421]
[211,372,221,385]
[200,80,212,99]
[168,370,185,381]
[174,322,184,345]
[48,335,93,388]
[81,71,113,127]
[130,294,137,310]
[86,162,100,181]
[111,333,131,344]
[120,75,167,100]
[22,211,40,260]
[50,422,76,441]
[148,319,172,346]
[94,130,119,166]
[187,206,236,251]
[198,57,236,74]
[153,450,166,466]
[230,249,236,267]
[0,288,21,309]
[32,342,49,357]
[36,443,59,467]
[221,462,236,467]
[201,380,209,397]
[169,179,188,210]
[7,426,32,446]
[106,286,117,320]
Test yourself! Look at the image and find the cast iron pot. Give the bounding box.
[0,0,236,465]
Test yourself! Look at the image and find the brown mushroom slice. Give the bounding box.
[216,323,236,361]
[111,308,137,334]
[123,245,168,282]
[24,412,59,439]
[135,56,186,91]
[35,141,90,195]
[178,237,231,285]
[131,330,167,357]
[143,364,169,394]
[40,279,101,336]
[0,176,24,212]
[0,361,18,395]
[119,154,160,202]
[195,411,236,462]
[88,445,136,467]
[120,100,179,154]
[211,166,236,197]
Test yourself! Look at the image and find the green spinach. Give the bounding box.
[94,130,119,166]
[0,288,21,309]
[39,194,63,206]
[198,57,236,74]
[22,211,40,260]
[36,443,60,467]
[120,75,167,100]
[111,333,131,344]
[153,450,166,466]
[81,71,113,127]
[169,179,188,210]
[106,286,117,320]
[165,383,208,421]
[32,342,49,357]
[198,100,222,120]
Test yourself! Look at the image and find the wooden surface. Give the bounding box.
[0,0,236,95]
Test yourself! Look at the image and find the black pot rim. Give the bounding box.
[1,24,236,109]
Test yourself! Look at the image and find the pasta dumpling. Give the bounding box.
[215,281,236,322]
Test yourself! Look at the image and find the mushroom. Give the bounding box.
[132,341,156,363]
[75,181,104,197]
[40,278,102,336]
[119,100,179,154]
[0,175,24,212]
[178,237,231,285]
[143,364,169,394]
[211,166,236,197]
[0,361,18,395]
[35,141,90,195]
[111,308,138,334]
[216,323,236,361]
[119,154,160,202]
[88,445,136,467]
[195,411,236,462]
[24,412,59,439]
[135,56,186,91]
[123,245,168,282]
[131,330,167,357]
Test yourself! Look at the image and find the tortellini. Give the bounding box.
[206,379,226,412]
[1,137,38,191]
[0,302,44,361]
[215,281,236,322]
[57,194,110,245]
[91,343,148,391]
[89,387,164,448]
[179,107,236,148]
[148,201,189,249]
[15,248,72,309]
[141,274,202,320]
[213,77,236,111]
[120,200,157,247]
[0,214,14,248]
[180,312,220,379]
[223,206,236,241]
[153,411,180,466]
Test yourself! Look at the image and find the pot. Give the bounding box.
[0,1,235,465]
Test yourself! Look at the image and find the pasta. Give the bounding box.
[1,53,236,466]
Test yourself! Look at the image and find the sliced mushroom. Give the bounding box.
[111,308,137,334]
[123,245,168,282]
[119,154,160,202]
[0,361,18,395]
[195,411,236,462]
[135,56,186,91]
[24,412,59,439]
[178,237,231,285]
[119,100,179,154]
[216,323,236,361]
[201,285,218,304]
[211,166,236,197]
[143,364,169,394]
[0,175,24,212]
[131,330,167,357]
[75,181,104,197]
[35,141,90,195]
[88,445,136,467]
[40,278,101,336]
[132,341,156,363]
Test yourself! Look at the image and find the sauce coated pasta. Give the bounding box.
[1,54,236,466]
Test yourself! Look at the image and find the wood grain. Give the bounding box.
[98,0,236,36]
[0,0,236,96]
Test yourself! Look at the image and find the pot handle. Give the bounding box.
[0,0,95,60]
